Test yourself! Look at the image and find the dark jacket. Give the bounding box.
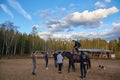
[79,51,88,64]
[74,41,81,48]
[53,53,58,60]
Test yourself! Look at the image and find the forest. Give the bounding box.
[0,21,120,58]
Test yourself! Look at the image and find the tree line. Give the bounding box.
[0,21,120,57]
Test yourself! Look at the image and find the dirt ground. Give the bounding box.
[0,58,120,80]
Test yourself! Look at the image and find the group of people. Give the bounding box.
[45,50,64,74]
[31,40,91,79]
[31,50,64,75]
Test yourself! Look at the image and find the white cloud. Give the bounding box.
[39,9,53,18]
[53,34,71,40]
[99,22,120,40]
[105,0,111,3]
[38,32,71,40]
[77,22,120,41]
[112,22,120,28]
[44,19,60,25]
[67,6,118,23]
[95,1,106,8]
[38,22,120,41]
[46,7,119,33]
[39,7,66,19]
[0,4,13,18]
[38,32,52,40]
[64,11,103,28]
[38,31,93,41]
[32,25,40,29]
[7,0,31,20]
[38,6,119,41]
[48,21,69,32]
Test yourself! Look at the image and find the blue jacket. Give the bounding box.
[45,54,48,60]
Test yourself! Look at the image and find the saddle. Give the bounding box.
[73,55,80,62]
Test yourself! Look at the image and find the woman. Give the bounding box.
[57,51,63,73]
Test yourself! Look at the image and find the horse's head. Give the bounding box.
[61,51,66,57]
[61,51,72,58]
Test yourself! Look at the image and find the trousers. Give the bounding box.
[80,63,87,77]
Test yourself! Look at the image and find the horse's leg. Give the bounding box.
[72,62,75,72]
[86,63,89,70]
[68,63,71,73]
[87,60,91,70]
[89,60,91,69]
[68,60,71,73]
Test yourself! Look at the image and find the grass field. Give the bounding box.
[0,58,120,80]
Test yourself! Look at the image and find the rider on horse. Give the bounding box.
[72,40,81,54]
[72,40,81,62]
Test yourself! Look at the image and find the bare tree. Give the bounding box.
[1,21,18,55]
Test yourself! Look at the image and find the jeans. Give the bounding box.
[58,63,63,72]
[45,59,48,68]
[33,61,36,73]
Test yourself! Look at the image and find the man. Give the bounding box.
[31,51,37,75]
[72,40,81,54]
[84,51,91,70]
[68,51,75,73]
[45,51,49,69]
[79,51,88,79]
[53,50,58,67]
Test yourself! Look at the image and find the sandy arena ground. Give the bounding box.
[0,58,120,80]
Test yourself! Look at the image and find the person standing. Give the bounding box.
[79,51,88,78]
[68,51,75,73]
[53,50,58,68]
[57,51,63,73]
[72,40,81,54]
[31,51,37,75]
[84,51,91,70]
[45,51,49,69]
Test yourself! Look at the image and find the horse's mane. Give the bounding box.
[62,51,73,59]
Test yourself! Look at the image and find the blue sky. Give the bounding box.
[0,0,120,41]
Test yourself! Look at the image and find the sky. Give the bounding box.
[0,0,120,41]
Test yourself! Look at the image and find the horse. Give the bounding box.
[62,51,80,73]
[62,51,91,73]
